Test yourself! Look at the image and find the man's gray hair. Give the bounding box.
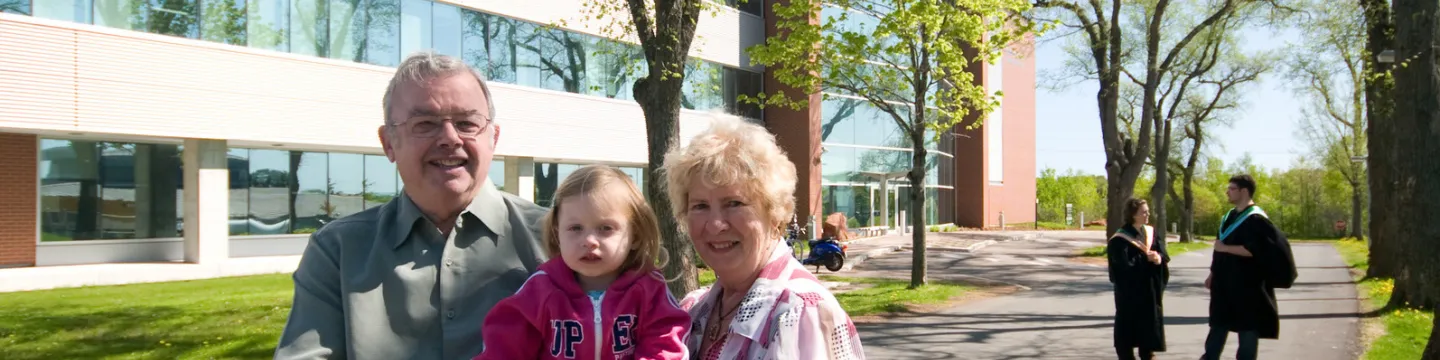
[382,51,497,125]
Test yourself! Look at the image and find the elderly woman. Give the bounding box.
[1107,198,1169,360]
[662,117,865,360]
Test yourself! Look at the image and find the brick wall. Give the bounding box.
[0,133,36,267]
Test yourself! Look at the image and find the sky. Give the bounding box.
[1033,25,1309,176]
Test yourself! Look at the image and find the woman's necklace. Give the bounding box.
[703,288,741,343]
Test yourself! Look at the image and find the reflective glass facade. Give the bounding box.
[814,4,955,226]
[21,0,762,119]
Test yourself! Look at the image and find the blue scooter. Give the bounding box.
[801,237,847,273]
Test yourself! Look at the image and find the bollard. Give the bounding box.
[898,211,907,235]
[999,211,1006,230]
[1079,212,1085,229]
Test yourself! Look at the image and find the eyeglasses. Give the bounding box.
[391,112,492,138]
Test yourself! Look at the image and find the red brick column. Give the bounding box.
[762,0,824,233]
[0,133,37,267]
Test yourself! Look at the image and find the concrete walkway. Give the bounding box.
[850,235,1361,359]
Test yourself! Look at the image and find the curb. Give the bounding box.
[840,245,903,271]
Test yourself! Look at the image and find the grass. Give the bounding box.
[1330,237,1433,360]
[0,273,293,360]
[817,276,973,317]
[1079,240,1212,258]
[699,268,716,287]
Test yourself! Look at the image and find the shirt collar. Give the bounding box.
[390,177,510,249]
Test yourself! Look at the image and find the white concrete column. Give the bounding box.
[503,156,535,202]
[880,179,891,231]
[183,139,229,264]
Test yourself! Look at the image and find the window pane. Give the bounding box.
[466,11,517,83]
[328,0,363,62]
[290,0,327,57]
[293,152,327,233]
[682,61,724,111]
[533,163,579,207]
[200,0,245,45]
[511,21,546,89]
[1,0,31,15]
[247,149,290,234]
[587,42,641,99]
[35,0,93,23]
[153,0,199,38]
[364,0,400,67]
[820,146,855,184]
[364,154,396,209]
[40,140,98,241]
[247,0,289,52]
[432,2,461,59]
[328,153,364,219]
[228,148,250,235]
[398,0,429,60]
[94,0,141,31]
[134,143,183,239]
[488,158,504,189]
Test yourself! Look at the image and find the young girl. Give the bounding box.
[475,165,690,360]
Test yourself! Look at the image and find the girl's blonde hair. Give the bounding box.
[541,165,664,273]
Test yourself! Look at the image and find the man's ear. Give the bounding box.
[491,123,502,147]
[378,125,396,161]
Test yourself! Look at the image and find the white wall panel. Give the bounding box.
[1,14,729,166]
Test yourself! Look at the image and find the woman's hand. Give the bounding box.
[1146,250,1162,264]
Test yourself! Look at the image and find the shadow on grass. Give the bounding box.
[0,304,283,360]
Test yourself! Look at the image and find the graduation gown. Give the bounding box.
[1208,206,1297,339]
[1108,224,1170,351]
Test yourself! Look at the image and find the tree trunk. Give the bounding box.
[909,145,928,288]
[1361,0,1398,279]
[1350,179,1364,239]
[1150,118,1172,242]
[1428,316,1440,359]
[1388,0,1440,314]
[635,73,697,297]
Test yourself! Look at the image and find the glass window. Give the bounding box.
[40,140,98,241]
[248,0,289,52]
[855,147,910,175]
[363,0,400,67]
[586,42,642,99]
[681,60,724,111]
[38,140,183,241]
[510,21,547,89]
[292,152,327,233]
[228,148,250,235]
[820,146,855,184]
[725,0,761,16]
[94,0,200,38]
[35,0,93,23]
[534,162,580,207]
[432,2,462,59]
[463,10,514,83]
[247,149,290,235]
[363,154,397,209]
[199,0,245,45]
[398,0,429,60]
[290,0,328,57]
[532,29,593,93]
[488,158,504,189]
[328,153,364,219]
[328,0,363,62]
[1,0,31,15]
[725,68,763,119]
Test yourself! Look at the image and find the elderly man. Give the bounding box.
[275,52,548,359]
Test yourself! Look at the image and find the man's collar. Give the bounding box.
[391,178,510,249]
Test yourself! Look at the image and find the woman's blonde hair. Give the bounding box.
[541,165,664,273]
[661,116,797,236]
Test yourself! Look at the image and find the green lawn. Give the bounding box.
[1331,238,1433,360]
[1079,240,1212,258]
[818,276,973,317]
[0,274,293,360]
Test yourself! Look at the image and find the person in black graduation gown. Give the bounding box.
[1202,174,1297,360]
[1108,198,1169,360]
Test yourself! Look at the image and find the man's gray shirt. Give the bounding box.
[274,183,548,359]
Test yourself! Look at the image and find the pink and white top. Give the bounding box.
[679,242,866,360]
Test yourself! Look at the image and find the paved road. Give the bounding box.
[848,233,1360,359]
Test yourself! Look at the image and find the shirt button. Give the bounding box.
[446,310,456,319]
[445,259,454,267]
